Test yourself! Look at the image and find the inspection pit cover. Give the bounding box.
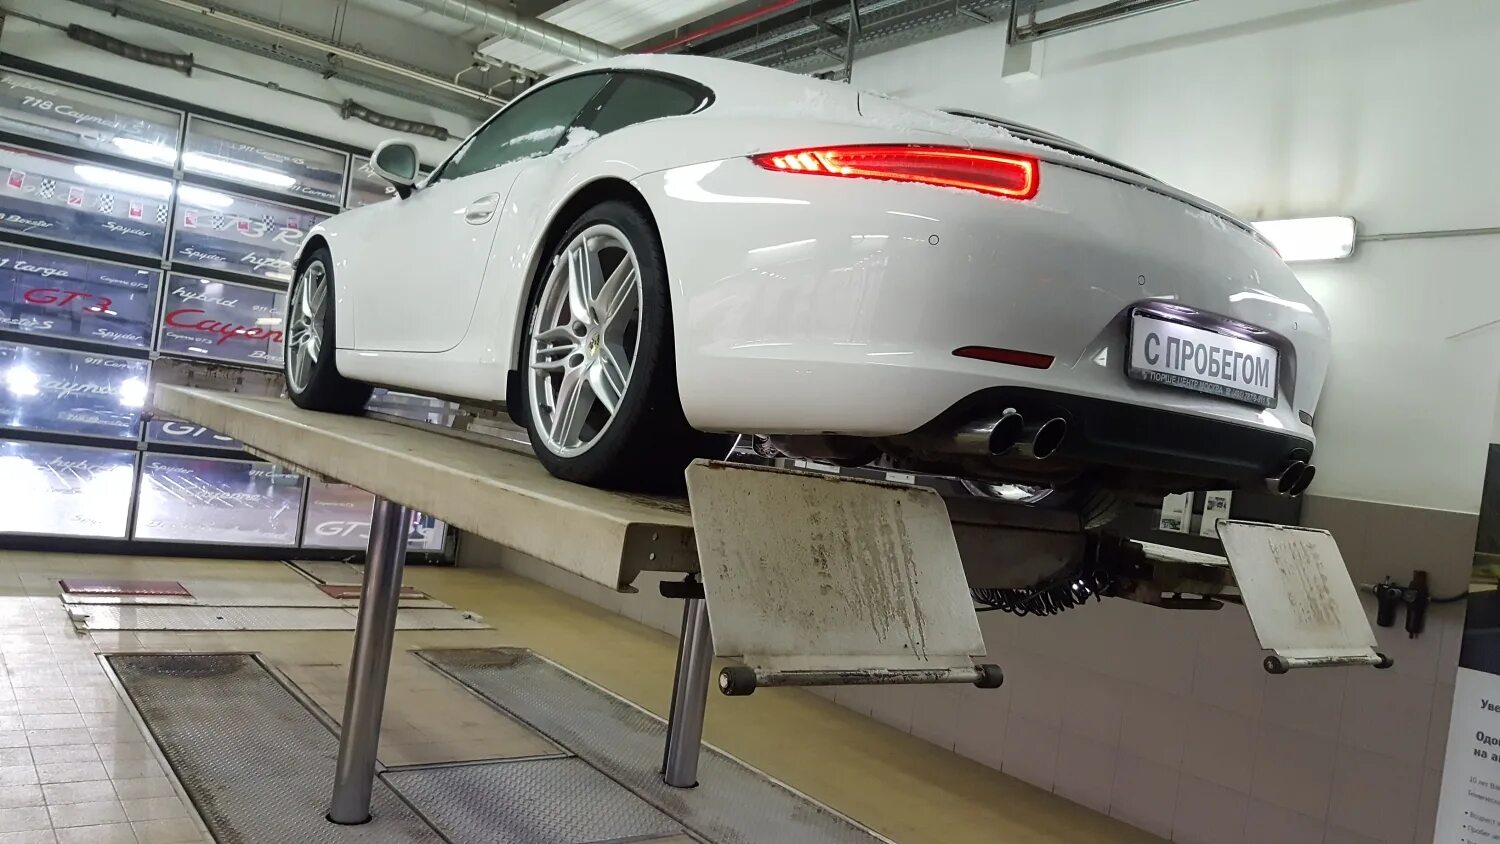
[60,579,191,597]
[317,584,428,601]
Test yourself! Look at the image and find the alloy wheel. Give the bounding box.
[286,259,328,393]
[527,224,644,457]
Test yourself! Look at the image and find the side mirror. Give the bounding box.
[371,139,419,199]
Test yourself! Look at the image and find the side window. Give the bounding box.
[586,75,709,138]
[437,74,610,182]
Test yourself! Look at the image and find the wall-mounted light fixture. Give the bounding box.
[1251,216,1358,262]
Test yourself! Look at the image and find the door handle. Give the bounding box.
[464,193,500,225]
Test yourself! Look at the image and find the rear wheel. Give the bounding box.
[285,248,371,413]
[519,200,725,489]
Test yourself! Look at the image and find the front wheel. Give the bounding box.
[519,200,725,490]
[285,248,371,413]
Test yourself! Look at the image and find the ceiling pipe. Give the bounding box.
[646,0,805,54]
[395,0,621,64]
[146,0,506,105]
[1012,0,1200,43]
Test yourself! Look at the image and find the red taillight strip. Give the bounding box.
[953,346,1054,369]
[751,145,1040,200]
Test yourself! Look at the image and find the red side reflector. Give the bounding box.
[750,145,1039,200]
[953,346,1054,369]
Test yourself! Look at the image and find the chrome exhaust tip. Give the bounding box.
[1288,464,1316,496]
[987,410,1025,454]
[1012,416,1067,460]
[1266,460,1309,496]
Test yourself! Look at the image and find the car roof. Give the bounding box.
[551,53,857,109]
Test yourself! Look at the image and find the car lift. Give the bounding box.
[150,385,1389,824]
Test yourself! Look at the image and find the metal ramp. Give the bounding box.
[149,384,1387,832]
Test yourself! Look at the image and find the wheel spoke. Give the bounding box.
[305,328,321,364]
[530,326,578,371]
[593,260,638,338]
[548,367,594,447]
[298,273,315,319]
[565,244,601,327]
[588,348,628,414]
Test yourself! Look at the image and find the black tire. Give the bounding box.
[285,247,372,414]
[518,199,727,490]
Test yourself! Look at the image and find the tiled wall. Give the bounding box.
[459,494,1474,844]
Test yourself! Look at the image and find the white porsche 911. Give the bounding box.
[286,53,1329,505]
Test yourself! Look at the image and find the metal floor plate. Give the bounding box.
[75,605,483,631]
[384,758,683,844]
[107,653,441,844]
[418,648,886,844]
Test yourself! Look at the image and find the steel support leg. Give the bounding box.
[661,595,713,788]
[327,497,409,825]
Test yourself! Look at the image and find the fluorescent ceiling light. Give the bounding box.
[72,165,172,200]
[176,185,234,209]
[1252,216,1357,262]
[117,377,148,409]
[4,365,38,398]
[110,137,177,165]
[182,152,297,189]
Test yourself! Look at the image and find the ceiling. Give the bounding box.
[38,0,1134,123]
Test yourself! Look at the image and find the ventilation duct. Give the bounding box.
[67,24,194,74]
[341,101,450,141]
[396,0,622,64]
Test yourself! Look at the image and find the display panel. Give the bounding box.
[157,273,286,367]
[144,419,242,451]
[0,243,160,348]
[169,185,325,282]
[183,117,346,205]
[0,143,172,256]
[301,479,447,551]
[0,70,181,166]
[0,342,147,438]
[134,453,304,545]
[0,439,134,537]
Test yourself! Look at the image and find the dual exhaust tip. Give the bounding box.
[1267,459,1317,497]
[986,410,1067,460]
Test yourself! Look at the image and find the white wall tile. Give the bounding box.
[1426,682,1455,773]
[865,686,915,734]
[1261,667,1347,738]
[1248,725,1337,820]
[1242,800,1323,844]
[1325,746,1421,844]
[1059,670,1125,746]
[1053,731,1115,813]
[954,700,1007,772]
[1190,647,1266,720]
[1324,827,1383,844]
[1340,665,1434,766]
[1111,752,1179,839]
[1006,652,1066,729]
[1118,683,1191,769]
[1180,704,1257,793]
[952,683,1009,756]
[1416,768,1441,844]
[1171,774,1247,844]
[908,685,960,752]
[1001,713,1060,791]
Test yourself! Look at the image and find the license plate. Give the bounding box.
[1128,313,1278,407]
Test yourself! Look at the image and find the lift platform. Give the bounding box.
[149,385,1388,828]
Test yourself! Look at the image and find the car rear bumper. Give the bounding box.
[635,156,1328,455]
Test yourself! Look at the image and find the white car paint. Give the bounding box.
[302,53,1328,481]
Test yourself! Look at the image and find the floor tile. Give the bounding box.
[0,770,36,789]
[24,731,90,748]
[27,748,94,767]
[0,829,55,843]
[41,781,115,805]
[0,788,41,810]
[91,745,150,762]
[101,758,161,781]
[130,817,202,843]
[47,799,126,828]
[0,738,24,753]
[35,762,107,785]
[0,755,27,773]
[108,779,171,801]
[86,728,141,746]
[54,823,134,844]
[18,717,81,733]
[0,806,48,832]
[120,796,186,822]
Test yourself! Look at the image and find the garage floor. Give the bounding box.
[0,551,1159,843]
